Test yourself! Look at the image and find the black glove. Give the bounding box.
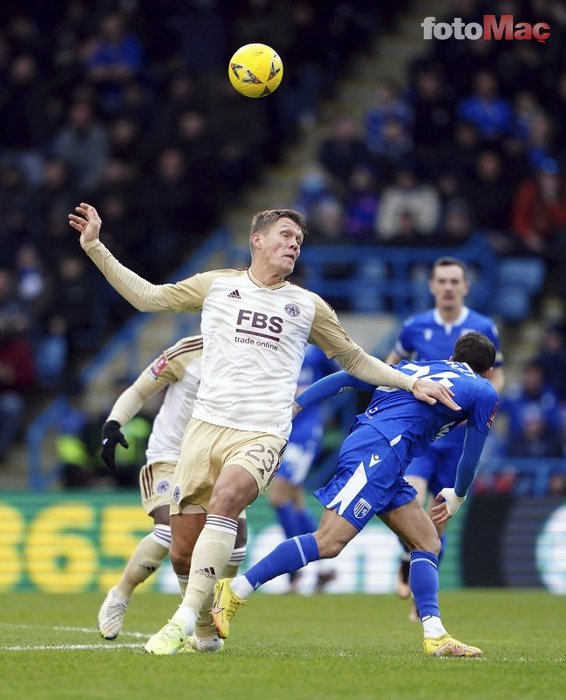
[101,420,129,471]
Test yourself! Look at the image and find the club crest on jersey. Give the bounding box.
[353,498,371,519]
[149,353,168,379]
[172,485,181,504]
[284,303,301,317]
[424,329,433,341]
[156,480,170,494]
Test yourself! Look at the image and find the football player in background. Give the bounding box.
[213,332,499,658]
[267,343,339,593]
[96,335,247,653]
[386,257,504,619]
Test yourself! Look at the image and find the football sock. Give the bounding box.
[238,533,320,595]
[180,515,238,628]
[275,503,301,538]
[176,574,189,596]
[114,530,170,600]
[409,550,440,619]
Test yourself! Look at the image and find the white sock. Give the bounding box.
[422,615,447,638]
[231,574,254,599]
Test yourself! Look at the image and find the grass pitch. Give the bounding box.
[1,590,565,700]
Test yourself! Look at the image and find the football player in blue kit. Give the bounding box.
[386,257,504,616]
[212,332,498,657]
[267,344,339,593]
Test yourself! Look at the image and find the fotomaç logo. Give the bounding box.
[422,15,550,43]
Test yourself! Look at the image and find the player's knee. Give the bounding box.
[420,531,441,556]
[210,480,256,517]
[169,540,193,575]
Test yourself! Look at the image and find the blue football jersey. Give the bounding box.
[395,307,503,368]
[356,359,499,463]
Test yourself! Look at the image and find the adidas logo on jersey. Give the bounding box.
[228,289,241,299]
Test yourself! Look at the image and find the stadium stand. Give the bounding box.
[0,0,563,494]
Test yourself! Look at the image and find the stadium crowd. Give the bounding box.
[0,0,395,463]
[0,0,564,490]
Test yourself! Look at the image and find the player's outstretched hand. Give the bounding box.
[101,420,129,471]
[431,488,465,524]
[412,380,461,411]
[68,202,102,247]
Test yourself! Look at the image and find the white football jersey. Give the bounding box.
[146,351,202,464]
[163,269,357,438]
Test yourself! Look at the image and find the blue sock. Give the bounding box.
[409,550,440,619]
[244,534,320,590]
[294,507,317,535]
[438,534,447,566]
[275,503,301,538]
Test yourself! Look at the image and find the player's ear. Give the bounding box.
[482,367,494,380]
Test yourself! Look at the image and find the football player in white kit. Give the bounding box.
[96,335,247,653]
[70,203,459,655]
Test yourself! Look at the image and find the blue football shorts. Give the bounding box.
[314,423,417,531]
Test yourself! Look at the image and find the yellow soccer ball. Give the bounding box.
[228,43,283,98]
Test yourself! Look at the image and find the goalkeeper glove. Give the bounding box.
[436,488,466,517]
[101,420,129,471]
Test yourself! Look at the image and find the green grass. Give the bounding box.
[1,590,565,700]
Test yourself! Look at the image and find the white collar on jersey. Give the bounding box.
[433,306,470,332]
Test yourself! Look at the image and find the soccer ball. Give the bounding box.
[228,43,283,98]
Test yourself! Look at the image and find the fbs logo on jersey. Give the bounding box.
[353,498,372,519]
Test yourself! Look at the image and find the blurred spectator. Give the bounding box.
[51,100,109,192]
[108,117,143,164]
[511,158,566,290]
[47,253,107,357]
[465,150,514,234]
[456,70,513,141]
[36,316,68,389]
[505,404,564,459]
[294,164,333,218]
[435,201,474,247]
[145,73,205,157]
[0,164,33,262]
[365,78,413,156]
[536,323,566,401]
[84,12,144,114]
[343,166,379,243]
[29,158,77,238]
[56,383,96,488]
[14,243,53,321]
[371,118,414,176]
[410,65,454,166]
[500,359,562,439]
[511,90,543,144]
[435,120,481,181]
[0,268,36,462]
[376,166,440,241]
[0,53,54,185]
[318,116,374,194]
[524,111,556,171]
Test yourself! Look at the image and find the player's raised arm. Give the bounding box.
[68,202,196,313]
